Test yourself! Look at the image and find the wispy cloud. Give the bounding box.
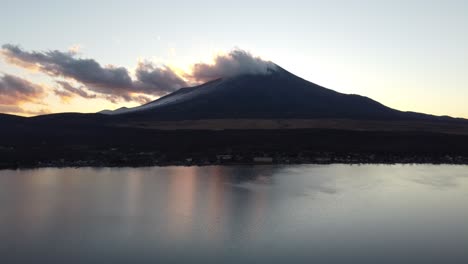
[0,105,50,116]
[54,80,97,102]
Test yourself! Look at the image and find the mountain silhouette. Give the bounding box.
[102,65,453,122]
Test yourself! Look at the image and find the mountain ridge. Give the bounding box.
[99,65,462,122]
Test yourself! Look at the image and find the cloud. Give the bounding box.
[1,44,187,103]
[17,107,51,116]
[0,105,25,114]
[1,44,133,95]
[1,45,276,106]
[0,74,49,115]
[53,80,153,105]
[0,74,46,105]
[68,44,82,55]
[189,49,277,83]
[128,94,153,104]
[134,62,188,95]
[54,81,97,102]
[102,93,152,105]
[0,104,49,116]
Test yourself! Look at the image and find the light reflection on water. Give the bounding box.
[0,165,467,263]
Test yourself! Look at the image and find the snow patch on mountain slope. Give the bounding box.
[100,79,224,115]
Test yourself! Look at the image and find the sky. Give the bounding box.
[1,0,467,118]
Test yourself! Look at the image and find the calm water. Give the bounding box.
[0,165,467,263]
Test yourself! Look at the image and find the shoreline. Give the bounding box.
[2,128,468,170]
[2,154,468,170]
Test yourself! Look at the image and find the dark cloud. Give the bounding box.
[55,81,97,100]
[0,74,46,105]
[53,80,152,104]
[0,74,48,115]
[1,44,187,103]
[53,89,74,101]
[189,49,277,83]
[1,45,276,105]
[1,44,133,90]
[134,62,187,95]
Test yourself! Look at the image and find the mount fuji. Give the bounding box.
[100,65,451,122]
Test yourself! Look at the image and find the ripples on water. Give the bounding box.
[0,165,467,263]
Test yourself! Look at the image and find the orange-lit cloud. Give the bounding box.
[1,44,187,104]
[134,61,188,94]
[0,105,50,116]
[0,74,49,115]
[1,44,281,115]
[0,74,46,104]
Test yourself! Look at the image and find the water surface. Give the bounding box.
[1,165,467,263]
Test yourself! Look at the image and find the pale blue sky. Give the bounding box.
[1,0,468,117]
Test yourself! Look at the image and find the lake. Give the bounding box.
[1,165,467,263]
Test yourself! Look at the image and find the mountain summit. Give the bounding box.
[102,65,442,121]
